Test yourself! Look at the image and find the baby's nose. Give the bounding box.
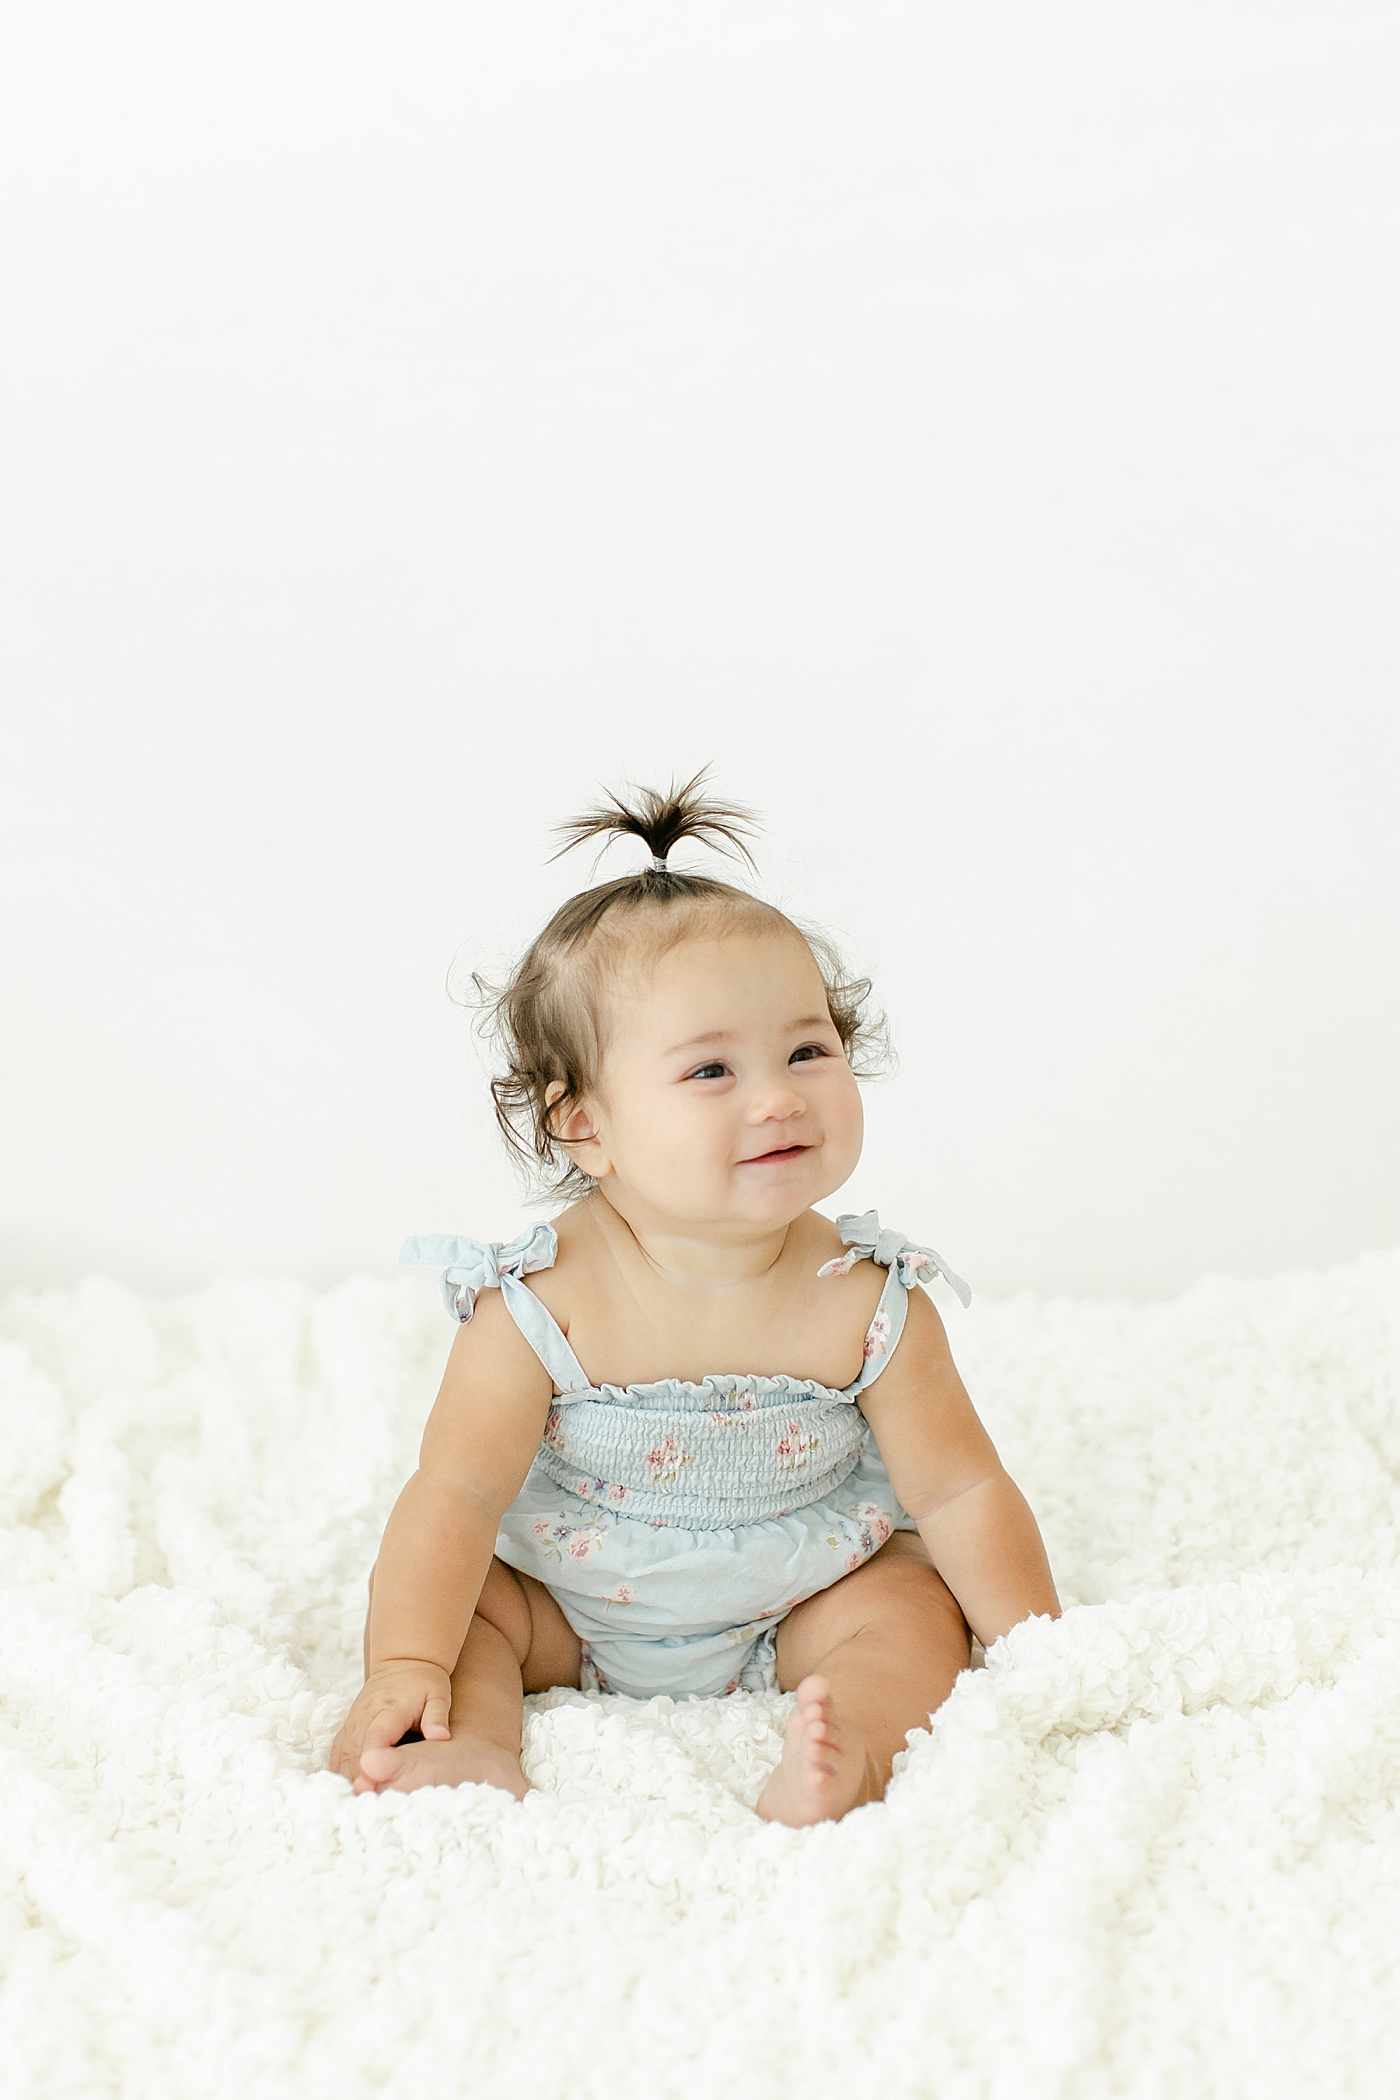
[745,1084,806,1122]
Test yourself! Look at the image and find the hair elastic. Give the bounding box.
[647,853,669,872]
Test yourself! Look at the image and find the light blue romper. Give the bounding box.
[399,1211,970,1701]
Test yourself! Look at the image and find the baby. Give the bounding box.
[330,777,1059,1825]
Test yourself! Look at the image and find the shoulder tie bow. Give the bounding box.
[815,1209,971,1306]
[399,1221,560,1322]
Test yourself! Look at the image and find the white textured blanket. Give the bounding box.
[2,1255,1398,2097]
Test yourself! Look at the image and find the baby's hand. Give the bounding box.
[329,1660,453,1788]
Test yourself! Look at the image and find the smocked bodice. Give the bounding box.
[399,1212,969,1530]
[535,1373,870,1528]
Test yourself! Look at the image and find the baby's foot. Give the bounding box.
[755,1675,871,1827]
[355,1730,529,1801]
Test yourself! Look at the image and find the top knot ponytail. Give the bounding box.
[550,769,758,880]
[474,768,889,1196]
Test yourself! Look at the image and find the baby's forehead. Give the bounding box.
[600,922,825,1040]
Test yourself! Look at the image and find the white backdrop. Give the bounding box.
[2,1,1397,1300]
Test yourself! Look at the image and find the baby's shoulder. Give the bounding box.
[518,1200,601,1329]
[799,1208,853,1267]
[787,1209,887,1318]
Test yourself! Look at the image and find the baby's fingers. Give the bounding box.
[362,1700,418,1751]
[421,1692,452,1742]
[329,1711,377,1777]
[331,1726,375,1779]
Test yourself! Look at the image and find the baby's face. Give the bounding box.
[580,927,864,1233]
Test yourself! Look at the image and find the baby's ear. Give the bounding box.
[546,1084,609,1172]
[544,1078,584,1139]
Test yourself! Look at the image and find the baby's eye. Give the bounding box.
[789,1043,829,1064]
[686,1061,729,1081]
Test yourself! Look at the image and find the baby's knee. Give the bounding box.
[866,1544,969,1641]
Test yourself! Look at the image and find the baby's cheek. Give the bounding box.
[623,1103,732,1201]
[822,1078,864,1164]
[662,1096,735,1161]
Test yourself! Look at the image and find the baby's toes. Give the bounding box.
[806,1737,840,1781]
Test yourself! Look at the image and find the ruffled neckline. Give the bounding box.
[570,1369,861,1404]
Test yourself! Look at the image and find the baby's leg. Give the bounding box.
[356,1557,581,1798]
[756,1533,969,1827]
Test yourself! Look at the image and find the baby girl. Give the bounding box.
[330,778,1059,1825]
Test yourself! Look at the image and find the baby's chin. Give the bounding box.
[725,1155,849,1222]
[611,1148,856,1231]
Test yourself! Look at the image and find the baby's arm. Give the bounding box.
[856,1289,1059,1645]
[329,1290,553,1783]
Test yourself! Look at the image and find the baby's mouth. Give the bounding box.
[741,1144,811,1165]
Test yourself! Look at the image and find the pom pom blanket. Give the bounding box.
[2,1253,1397,2096]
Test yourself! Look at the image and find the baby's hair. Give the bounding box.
[476,770,890,1197]
[550,774,759,877]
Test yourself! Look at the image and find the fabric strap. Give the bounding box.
[817,1210,971,1396]
[398,1226,593,1396]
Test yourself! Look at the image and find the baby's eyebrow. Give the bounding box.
[664,1029,736,1057]
[664,1016,832,1057]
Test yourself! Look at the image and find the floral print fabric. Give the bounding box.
[498,1437,916,1698]
[533,1375,870,1527]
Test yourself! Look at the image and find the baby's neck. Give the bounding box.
[586,1189,803,1290]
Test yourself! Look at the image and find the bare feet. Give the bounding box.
[755,1675,873,1826]
[355,1730,530,1801]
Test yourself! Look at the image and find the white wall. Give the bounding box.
[2,0,1397,1300]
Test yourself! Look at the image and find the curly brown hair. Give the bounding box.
[475,771,891,1198]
